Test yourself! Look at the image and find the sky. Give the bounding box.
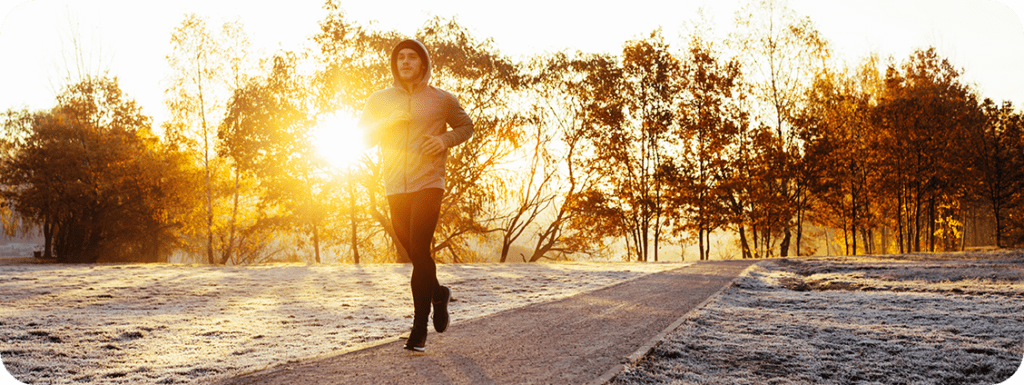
[1,0,1023,127]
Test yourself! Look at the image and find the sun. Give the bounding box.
[311,111,371,169]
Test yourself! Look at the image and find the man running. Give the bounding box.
[358,39,474,352]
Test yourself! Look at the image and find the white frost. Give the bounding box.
[0,261,683,384]
[614,251,1024,385]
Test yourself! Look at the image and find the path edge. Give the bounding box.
[588,260,765,385]
[217,262,695,384]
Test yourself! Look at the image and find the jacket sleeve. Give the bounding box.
[440,95,474,149]
[358,93,384,148]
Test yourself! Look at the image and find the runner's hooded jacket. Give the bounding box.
[358,39,474,196]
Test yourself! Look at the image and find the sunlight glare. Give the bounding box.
[312,112,369,169]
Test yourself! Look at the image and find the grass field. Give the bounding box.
[2,251,1022,384]
[613,251,1024,385]
[0,260,681,384]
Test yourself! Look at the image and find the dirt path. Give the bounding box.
[216,260,759,385]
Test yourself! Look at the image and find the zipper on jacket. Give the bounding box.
[403,93,411,194]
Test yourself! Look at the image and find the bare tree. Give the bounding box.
[164,14,237,264]
[730,0,831,257]
[46,5,115,93]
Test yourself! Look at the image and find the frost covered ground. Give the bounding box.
[0,260,684,384]
[613,250,1024,385]
[4,252,1023,385]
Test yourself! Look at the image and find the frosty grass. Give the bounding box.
[614,250,1024,385]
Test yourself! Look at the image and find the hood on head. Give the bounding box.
[390,39,431,87]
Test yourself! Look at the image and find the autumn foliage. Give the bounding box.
[1,0,1021,263]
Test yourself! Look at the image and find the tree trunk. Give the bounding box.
[897,187,905,254]
[796,200,804,257]
[780,224,792,257]
[698,228,706,261]
[841,215,850,256]
[312,223,321,264]
[739,225,752,259]
[959,207,967,251]
[528,240,556,263]
[220,167,241,265]
[914,185,922,252]
[641,216,649,262]
[751,221,760,258]
[500,241,511,263]
[42,220,53,259]
[704,230,711,260]
[198,63,215,265]
[764,227,773,258]
[882,226,889,255]
[994,199,1004,248]
[825,227,833,256]
[350,181,360,264]
[653,223,660,262]
[852,184,858,256]
[928,194,936,252]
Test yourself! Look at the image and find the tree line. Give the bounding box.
[1,0,1021,264]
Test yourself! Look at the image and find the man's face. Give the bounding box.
[396,48,424,83]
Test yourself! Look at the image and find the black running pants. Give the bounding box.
[387,188,444,331]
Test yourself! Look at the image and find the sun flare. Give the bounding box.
[312,112,370,169]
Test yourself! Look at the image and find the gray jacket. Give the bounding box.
[359,39,474,195]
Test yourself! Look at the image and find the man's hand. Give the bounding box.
[422,135,446,156]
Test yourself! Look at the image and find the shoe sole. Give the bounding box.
[404,344,425,352]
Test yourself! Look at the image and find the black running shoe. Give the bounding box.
[432,286,451,333]
[404,328,426,352]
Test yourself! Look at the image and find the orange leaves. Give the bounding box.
[1,77,194,263]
